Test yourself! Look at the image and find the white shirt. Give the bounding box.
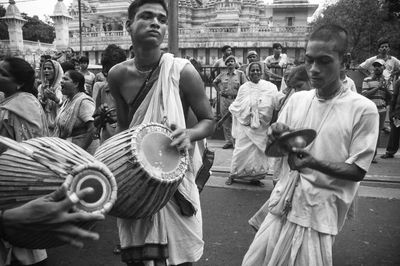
[342,75,357,92]
[272,89,379,235]
[264,54,288,68]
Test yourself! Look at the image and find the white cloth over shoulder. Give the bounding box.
[119,53,203,265]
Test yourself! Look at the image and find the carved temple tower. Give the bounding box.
[1,0,26,55]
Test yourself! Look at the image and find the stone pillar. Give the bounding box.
[51,0,73,51]
[1,1,26,55]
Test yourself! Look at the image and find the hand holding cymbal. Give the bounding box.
[265,128,316,157]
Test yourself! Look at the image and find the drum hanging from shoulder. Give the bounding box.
[95,122,188,219]
[0,136,117,249]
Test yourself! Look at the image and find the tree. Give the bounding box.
[0,7,55,43]
[0,5,9,40]
[21,13,55,43]
[311,0,400,64]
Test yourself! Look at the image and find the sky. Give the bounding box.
[1,0,326,20]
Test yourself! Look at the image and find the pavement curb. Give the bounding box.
[205,176,400,200]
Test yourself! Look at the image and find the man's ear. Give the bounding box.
[125,20,132,34]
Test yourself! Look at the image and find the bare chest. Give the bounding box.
[119,73,148,105]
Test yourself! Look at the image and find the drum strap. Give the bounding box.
[129,55,163,120]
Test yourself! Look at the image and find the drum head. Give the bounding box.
[265,129,316,157]
[133,123,188,180]
[69,168,113,213]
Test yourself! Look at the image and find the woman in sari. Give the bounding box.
[226,62,283,186]
[0,57,48,266]
[38,60,64,134]
[53,70,98,155]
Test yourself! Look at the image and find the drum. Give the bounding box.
[95,122,188,219]
[0,136,117,249]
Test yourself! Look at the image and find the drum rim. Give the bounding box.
[130,123,188,181]
[65,162,118,214]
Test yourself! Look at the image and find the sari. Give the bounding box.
[0,92,49,141]
[38,60,64,133]
[0,92,48,266]
[118,53,204,265]
[228,80,282,182]
[53,92,98,155]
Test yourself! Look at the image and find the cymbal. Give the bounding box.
[265,128,317,157]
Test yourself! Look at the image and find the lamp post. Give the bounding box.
[78,0,83,56]
[168,0,178,56]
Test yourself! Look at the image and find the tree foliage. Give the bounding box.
[0,5,9,40]
[0,6,55,43]
[311,0,400,64]
[21,13,55,43]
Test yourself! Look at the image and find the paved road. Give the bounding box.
[47,185,400,266]
[45,139,400,266]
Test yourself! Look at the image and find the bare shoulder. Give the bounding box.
[179,62,204,91]
[180,62,199,77]
[108,59,133,81]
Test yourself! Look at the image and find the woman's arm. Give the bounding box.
[80,121,96,151]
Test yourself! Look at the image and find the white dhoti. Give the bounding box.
[243,214,334,266]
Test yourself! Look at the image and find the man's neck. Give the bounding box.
[133,46,162,70]
[316,81,342,99]
[377,54,389,60]
[227,68,235,74]
[274,54,280,60]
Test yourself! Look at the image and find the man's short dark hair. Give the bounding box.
[378,38,389,48]
[221,45,232,52]
[79,56,89,64]
[128,0,168,20]
[309,24,348,58]
[101,44,127,70]
[61,61,75,72]
[272,43,282,50]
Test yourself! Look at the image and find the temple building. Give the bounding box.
[0,0,318,67]
[67,0,318,65]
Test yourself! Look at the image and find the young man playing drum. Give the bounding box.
[108,1,215,265]
[242,25,379,265]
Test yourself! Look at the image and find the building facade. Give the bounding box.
[67,0,317,65]
[0,0,318,67]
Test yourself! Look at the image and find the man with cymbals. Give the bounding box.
[108,0,215,265]
[242,24,379,265]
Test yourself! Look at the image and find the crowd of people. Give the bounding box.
[0,0,399,265]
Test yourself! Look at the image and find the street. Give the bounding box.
[47,186,400,266]
[46,140,400,266]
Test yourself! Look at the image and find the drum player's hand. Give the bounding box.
[267,122,291,143]
[287,147,315,171]
[2,186,105,248]
[170,124,193,152]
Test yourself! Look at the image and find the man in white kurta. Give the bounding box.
[243,24,379,266]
